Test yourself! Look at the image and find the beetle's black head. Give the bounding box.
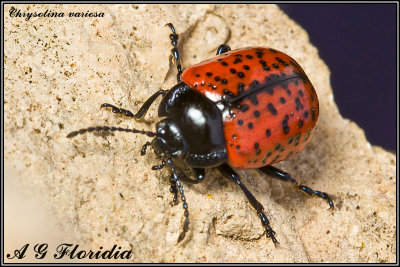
[152,118,187,160]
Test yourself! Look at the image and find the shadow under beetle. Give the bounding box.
[67,23,334,245]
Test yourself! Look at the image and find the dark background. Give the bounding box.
[278,4,396,152]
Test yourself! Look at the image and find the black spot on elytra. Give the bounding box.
[298,120,304,128]
[238,119,243,126]
[266,129,271,137]
[304,129,312,141]
[214,76,221,81]
[234,54,242,57]
[276,57,289,66]
[221,79,228,84]
[272,154,280,162]
[283,127,289,134]
[263,65,271,71]
[256,149,261,155]
[243,65,250,70]
[250,80,259,89]
[240,104,249,112]
[230,68,236,74]
[259,60,266,65]
[236,145,240,150]
[272,63,279,69]
[287,136,293,144]
[295,97,304,111]
[269,48,277,53]
[246,55,253,59]
[280,97,286,104]
[282,114,290,134]
[254,142,259,149]
[254,110,260,118]
[294,133,301,146]
[298,90,304,97]
[270,73,280,79]
[311,108,316,121]
[250,94,258,105]
[233,58,242,64]
[267,103,277,115]
[237,72,245,78]
[221,62,228,66]
[195,74,200,78]
[206,72,212,77]
[310,93,315,102]
[225,90,235,97]
[275,143,281,151]
[304,110,309,119]
[237,83,244,93]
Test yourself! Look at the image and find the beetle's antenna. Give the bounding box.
[167,158,190,243]
[66,126,156,139]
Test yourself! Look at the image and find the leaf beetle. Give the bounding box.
[67,23,333,245]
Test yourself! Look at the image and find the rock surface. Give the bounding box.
[5,4,396,263]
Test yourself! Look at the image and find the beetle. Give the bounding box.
[67,23,333,245]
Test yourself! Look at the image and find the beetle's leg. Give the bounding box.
[259,165,334,210]
[217,163,278,245]
[166,23,183,82]
[169,173,179,206]
[134,89,167,119]
[101,90,166,120]
[100,103,134,117]
[141,141,152,156]
[168,168,200,207]
[167,159,190,243]
[172,168,205,184]
[152,160,166,170]
[216,44,231,55]
[192,168,206,182]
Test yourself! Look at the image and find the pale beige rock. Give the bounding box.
[5,4,396,263]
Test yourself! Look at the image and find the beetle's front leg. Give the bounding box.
[101,89,166,120]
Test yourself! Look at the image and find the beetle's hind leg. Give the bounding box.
[217,163,278,245]
[259,165,334,209]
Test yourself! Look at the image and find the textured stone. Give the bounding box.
[5,4,396,263]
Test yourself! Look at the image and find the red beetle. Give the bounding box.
[68,23,333,245]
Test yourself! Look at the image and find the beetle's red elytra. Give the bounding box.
[67,23,333,246]
[181,47,319,169]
